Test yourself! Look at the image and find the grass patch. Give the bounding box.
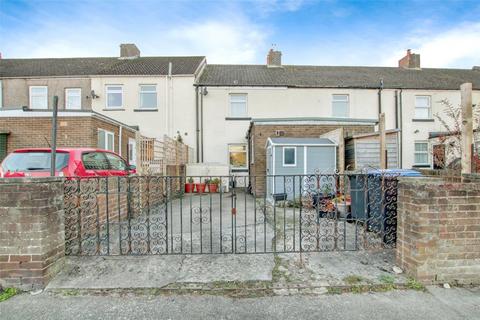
[327,287,343,295]
[406,277,425,291]
[0,288,17,302]
[343,275,364,285]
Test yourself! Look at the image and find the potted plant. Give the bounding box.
[195,179,207,193]
[208,178,220,193]
[185,177,195,193]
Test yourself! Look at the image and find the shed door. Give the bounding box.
[306,146,336,174]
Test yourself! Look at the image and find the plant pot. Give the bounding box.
[195,183,206,193]
[185,183,195,193]
[208,184,218,193]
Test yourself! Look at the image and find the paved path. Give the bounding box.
[1,287,479,320]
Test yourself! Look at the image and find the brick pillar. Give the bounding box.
[0,177,65,290]
[396,176,480,284]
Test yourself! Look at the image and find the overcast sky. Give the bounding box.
[1,0,479,68]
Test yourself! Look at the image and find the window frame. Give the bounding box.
[229,93,248,118]
[29,86,48,109]
[414,95,432,119]
[98,129,115,152]
[331,94,349,118]
[139,84,158,109]
[414,141,430,166]
[282,146,297,167]
[105,85,123,109]
[65,88,82,110]
[228,143,248,170]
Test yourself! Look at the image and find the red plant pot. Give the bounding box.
[185,183,195,193]
[195,183,206,193]
[208,184,218,193]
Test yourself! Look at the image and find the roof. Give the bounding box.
[268,137,336,146]
[0,56,206,78]
[197,64,480,90]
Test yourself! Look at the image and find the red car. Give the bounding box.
[0,148,136,178]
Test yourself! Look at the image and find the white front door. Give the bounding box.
[128,138,137,165]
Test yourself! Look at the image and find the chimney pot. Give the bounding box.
[120,43,140,59]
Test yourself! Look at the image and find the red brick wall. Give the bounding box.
[0,177,65,290]
[0,116,136,161]
[248,123,374,195]
[396,176,480,284]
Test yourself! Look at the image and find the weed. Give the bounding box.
[327,287,343,295]
[406,277,425,291]
[379,274,395,285]
[0,288,17,302]
[343,275,364,285]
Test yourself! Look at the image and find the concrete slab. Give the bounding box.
[47,254,275,290]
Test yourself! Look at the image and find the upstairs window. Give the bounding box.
[229,94,247,117]
[65,88,82,110]
[414,95,431,119]
[414,141,429,166]
[139,85,157,109]
[29,86,48,109]
[283,147,296,166]
[106,85,123,109]
[332,94,349,117]
[98,129,115,152]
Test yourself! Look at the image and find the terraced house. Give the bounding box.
[0,45,479,177]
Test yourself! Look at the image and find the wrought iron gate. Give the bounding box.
[64,173,399,256]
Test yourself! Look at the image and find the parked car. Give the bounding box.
[0,148,136,178]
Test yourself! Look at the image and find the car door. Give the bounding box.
[104,152,129,176]
[81,152,110,177]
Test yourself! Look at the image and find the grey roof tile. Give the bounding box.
[197,64,480,90]
[0,56,205,77]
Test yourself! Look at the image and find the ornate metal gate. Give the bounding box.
[63,173,399,256]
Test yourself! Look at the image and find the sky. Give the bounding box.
[1,0,480,68]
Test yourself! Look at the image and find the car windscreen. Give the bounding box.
[1,152,70,172]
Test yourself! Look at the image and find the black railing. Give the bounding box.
[63,173,399,256]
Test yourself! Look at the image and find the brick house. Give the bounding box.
[0,109,137,162]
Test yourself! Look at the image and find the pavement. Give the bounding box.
[1,286,479,320]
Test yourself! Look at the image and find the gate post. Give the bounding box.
[0,177,65,290]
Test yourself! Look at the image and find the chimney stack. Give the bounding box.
[267,49,282,67]
[120,43,140,59]
[398,49,420,69]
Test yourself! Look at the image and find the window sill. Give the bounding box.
[412,118,434,122]
[134,109,158,112]
[412,164,431,168]
[103,108,125,111]
[225,117,252,121]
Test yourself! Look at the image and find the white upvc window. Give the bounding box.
[106,85,123,109]
[65,88,82,110]
[228,144,248,170]
[29,86,48,109]
[414,141,430,166]
[283,147,297,167]
[229,94,247,117]
[139,85,157,109]
[98,129,115,152]
[332,94,349,118]
[414,95,431,119]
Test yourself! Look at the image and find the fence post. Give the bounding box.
[461,82,473,175]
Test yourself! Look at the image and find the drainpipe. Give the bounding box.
[119,125,122,156]
[200,87,204,162]
[195,86,200,163]
[168,62,173,137]
[399,89,403,168]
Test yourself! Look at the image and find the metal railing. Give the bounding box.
[63,172,399,256]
